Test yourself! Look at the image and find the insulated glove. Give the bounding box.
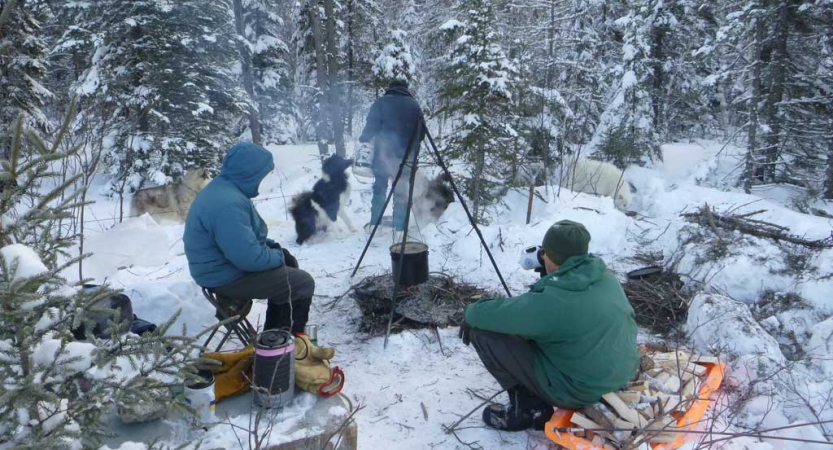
[281,248,299,269]
[458,320,472,346]
[199,347,255,403]
[294,334,344,397]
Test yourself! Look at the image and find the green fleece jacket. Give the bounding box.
[465,254,638,409]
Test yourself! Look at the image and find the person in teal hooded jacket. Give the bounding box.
[184,142,315,334]
[459,220,639,432]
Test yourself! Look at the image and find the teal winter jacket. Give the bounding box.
[183,143,284,288]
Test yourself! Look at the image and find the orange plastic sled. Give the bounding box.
[544,362,726,450]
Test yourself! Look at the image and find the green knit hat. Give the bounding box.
[542,220,591,265]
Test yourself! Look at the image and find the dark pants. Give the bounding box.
[371,165,411,231]
[214,266,315,334]
[470,328,559,408]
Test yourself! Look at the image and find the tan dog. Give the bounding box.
[130,168,211,223]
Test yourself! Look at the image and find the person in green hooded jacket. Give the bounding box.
[459,220,639,432]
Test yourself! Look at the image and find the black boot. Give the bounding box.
[482,387,553,432]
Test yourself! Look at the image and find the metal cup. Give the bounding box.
[304,324,319,346]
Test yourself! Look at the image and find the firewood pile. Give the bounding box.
[622,271,689,336]
[567,348,719,449]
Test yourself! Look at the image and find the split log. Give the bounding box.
[690,355,720,364]
[664,375,681,393]
[683,362,707,377]
[583,403,618,431]
[602,393,647,428]
[571,412,617,441]
[616,391,642,404]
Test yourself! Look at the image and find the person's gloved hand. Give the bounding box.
[294,334,344,397]
[458,319,472,346]
[281,248,299,269]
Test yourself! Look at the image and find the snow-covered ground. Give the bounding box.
[78,141,832,450]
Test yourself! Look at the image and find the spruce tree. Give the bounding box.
[594,0,672,167]
[75,0,246,192]
[0,106,200,449]
[0,0,51,158]
[243,0,295,144]
[437,0,519,223]
[371,29,416,90]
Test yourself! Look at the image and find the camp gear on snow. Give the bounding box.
[200,288,256,352]
[184,369,217,425]
[253,329,295,408]
[465,253,639,410]
[294,334,344,398]
[184,142,285,288]
[115,386,170,424]
[72,285,134,340]
[352,142,374,179]
[541,220,591,266]
[304,324,319,346]
[130,315,157,335]
[458,320,472,346]
[213,356,253,403]
[198,347,255,403]
[390,241,429,287]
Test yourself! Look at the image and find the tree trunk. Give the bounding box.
[346,0,355,135]
[309,1,330,157]
[761,0,791,183]
[539,0,554,128]
[0,0,20,33]
[825,132,833,200]
[650,26,666,132]
[324,0,345,156]
[742,20,764,194]
[233,0,262,144]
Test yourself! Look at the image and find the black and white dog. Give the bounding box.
[290,154,356,244]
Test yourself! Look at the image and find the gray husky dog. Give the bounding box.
[130,168,211,223]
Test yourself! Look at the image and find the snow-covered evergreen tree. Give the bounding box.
[371,29,416,90]
[0,0,51,157]
[0,108,198,449]
[244,0,295,144]
[714,1,833,196]
[594,0,672,167]
[75,0,246,192]
[437,0,520,223]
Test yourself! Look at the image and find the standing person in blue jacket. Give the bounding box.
[358,79,425,236]
[183,142,314,334]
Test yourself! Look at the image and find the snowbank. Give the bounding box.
[82,214,172,282]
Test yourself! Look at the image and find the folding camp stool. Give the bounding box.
[200,287,257,352]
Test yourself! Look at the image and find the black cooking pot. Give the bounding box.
[627,265,663,280]
[390,242,429,287]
